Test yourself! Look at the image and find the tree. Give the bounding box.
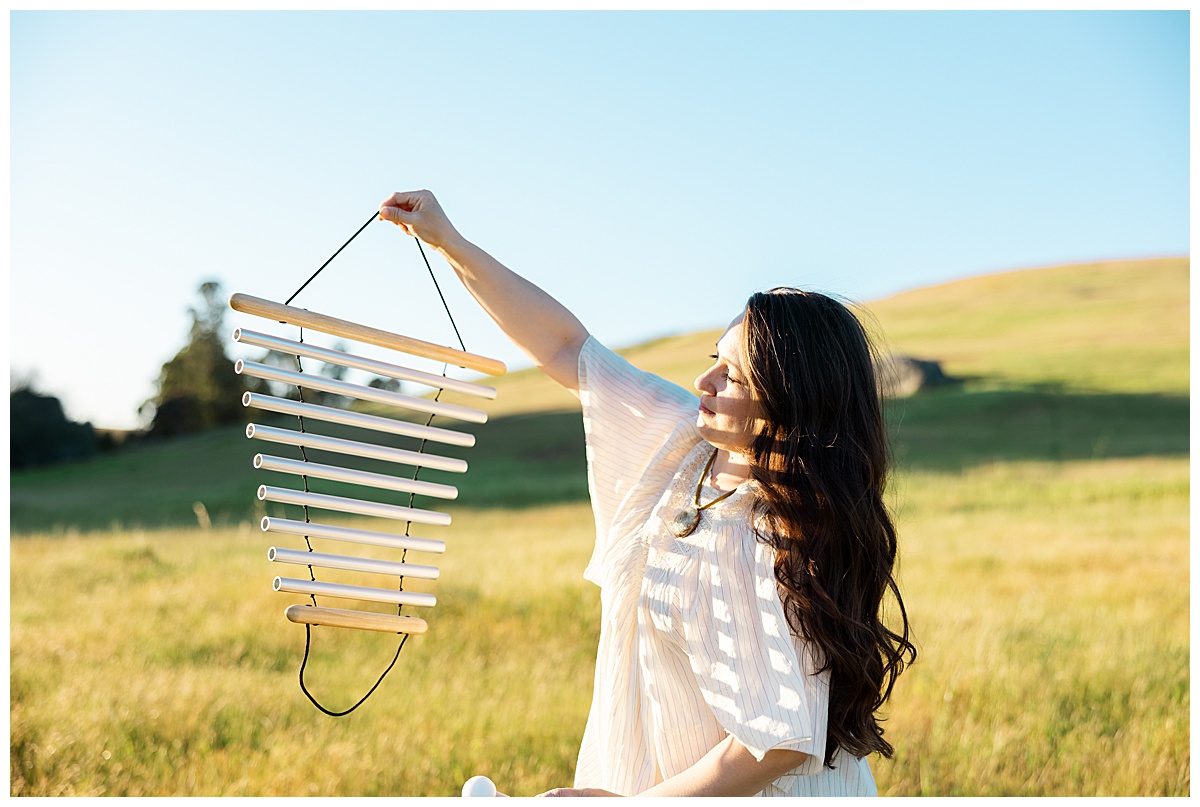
[144,280,255,437]
[11,380,97,469]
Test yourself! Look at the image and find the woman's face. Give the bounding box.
[694,313,763,454]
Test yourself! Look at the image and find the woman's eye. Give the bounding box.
[709,354,739,384]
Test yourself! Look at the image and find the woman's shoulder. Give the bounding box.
[579,336,698,412]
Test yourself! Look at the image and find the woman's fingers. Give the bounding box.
[381,189,430,213]
[378,191,422,234]
[378,190,454,245]
[377,202,416,235]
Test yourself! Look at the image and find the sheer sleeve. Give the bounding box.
[578,336,700,584]
[682,530,829,773]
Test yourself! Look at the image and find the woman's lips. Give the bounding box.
[699,401,714,415]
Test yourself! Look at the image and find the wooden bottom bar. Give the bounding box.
[284,604,428,635]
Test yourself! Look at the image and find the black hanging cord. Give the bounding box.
[413,238,467,352]
[278,209,468,717]
[283,211,379,306]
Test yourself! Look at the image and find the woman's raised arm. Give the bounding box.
[379,190,589,394]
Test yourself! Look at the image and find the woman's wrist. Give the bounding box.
[433,232,473,261]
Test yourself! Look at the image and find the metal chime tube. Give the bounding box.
[258,485,452,526]
[261,516,447,554]
[254,454,458,500]
[241,392,475,448]
[233,328,498,400]
[274,576,437,608]
[234,359,488,424]
[268,546,441,580]
[245,423,467,473]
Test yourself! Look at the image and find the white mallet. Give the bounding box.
[462,775,498,797]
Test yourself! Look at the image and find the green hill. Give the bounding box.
[10,257,1188,534]
[868,256,1189,395]
[872,256,1188,471]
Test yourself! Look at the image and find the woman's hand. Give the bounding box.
[378,190,462,250]
[377,187,590,392]
[637,736,810,796]
[534,738,806,797]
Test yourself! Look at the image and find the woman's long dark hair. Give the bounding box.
[742,287,916,767]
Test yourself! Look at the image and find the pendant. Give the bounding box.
[671,505,701,538]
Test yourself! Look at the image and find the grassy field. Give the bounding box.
[10,257,1189,795]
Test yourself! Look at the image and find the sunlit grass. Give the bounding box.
[11,505,600,797]
[866,257,1189,395]
[11,455,1188,796]
[875,457,1189,796]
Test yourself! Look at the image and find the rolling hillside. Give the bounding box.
[10,256,1190,797]
[10,256,1188,533]
[867,256,1189,395]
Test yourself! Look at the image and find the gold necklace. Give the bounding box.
[670,448,739,538]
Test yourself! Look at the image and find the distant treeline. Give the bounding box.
[10,386,100,470]
[11,281,250,470]
[11,279,404,470]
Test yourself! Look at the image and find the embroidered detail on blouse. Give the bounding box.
[648,442,759,558]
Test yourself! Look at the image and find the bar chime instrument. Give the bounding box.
[228,213,505,716]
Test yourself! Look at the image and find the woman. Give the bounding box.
[379,191,916,797]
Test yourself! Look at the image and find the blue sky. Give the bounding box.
[10,10,1189,429]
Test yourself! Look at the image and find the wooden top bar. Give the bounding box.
[229,292,506,377]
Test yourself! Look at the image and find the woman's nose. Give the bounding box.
[694,367,715,395]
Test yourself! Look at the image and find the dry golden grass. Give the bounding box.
[11,505,600,796]
[11,453,1188,796]
[874,457,1189,796]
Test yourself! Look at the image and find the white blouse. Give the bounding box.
[571,337,876,797]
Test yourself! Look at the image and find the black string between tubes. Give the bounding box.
[276,210,467,717]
